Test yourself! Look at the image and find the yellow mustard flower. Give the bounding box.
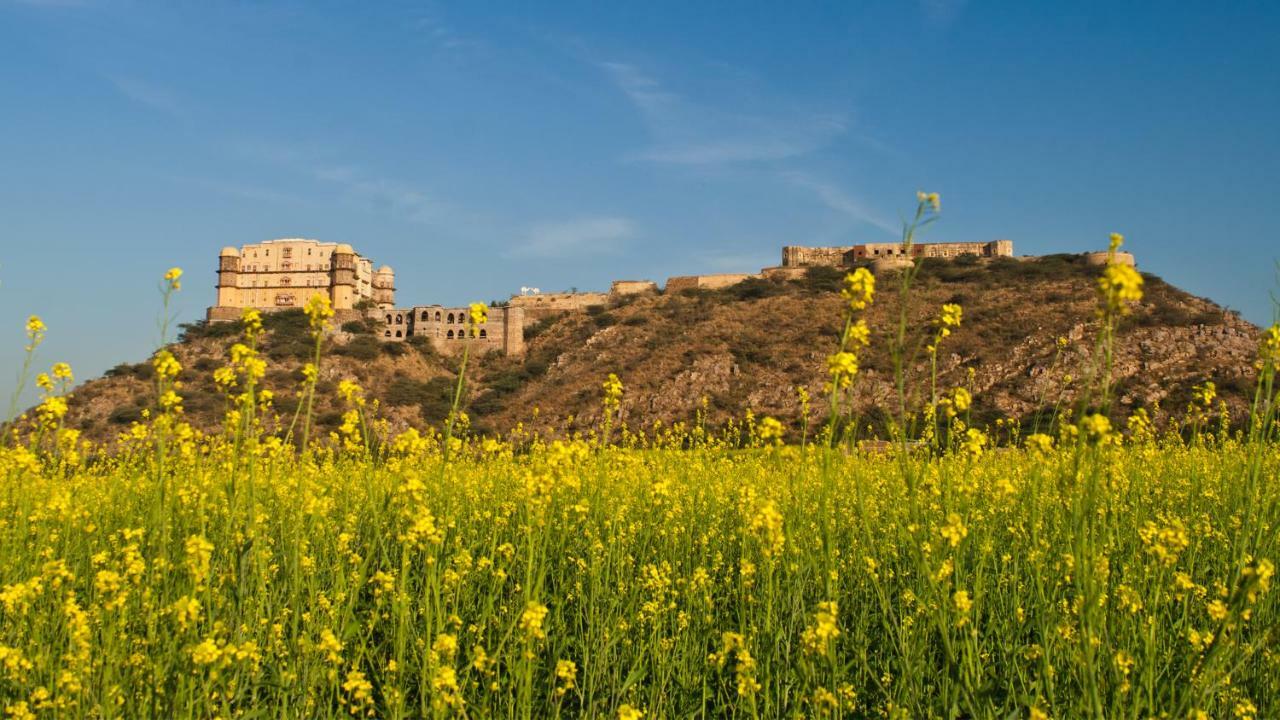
[840,268,875,311]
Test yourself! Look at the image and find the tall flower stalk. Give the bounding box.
[4,315,47,438]
[887,191,940,446]
[442,302,487,464]
[824,267,874,446]
[287,293,334,452]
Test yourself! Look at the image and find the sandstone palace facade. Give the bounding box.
[208,239,395,320]
[207,239,525,357]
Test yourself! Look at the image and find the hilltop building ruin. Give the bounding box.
[380,305,525,356]
[779,239,1014,273]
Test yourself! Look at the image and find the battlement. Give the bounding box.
[665,273,758,291]
[781,239,1014,268]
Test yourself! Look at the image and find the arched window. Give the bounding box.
[447,313,455,324]
[385,330,391,337]
[447,330,454,339]
[396,314,403,323]
[386,314,392,324]
[435,311,441,321]
[479,329,487,338]
[395,330,402,338]
[420,311,428,321]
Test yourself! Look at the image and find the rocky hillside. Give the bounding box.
[54,255,1262,445]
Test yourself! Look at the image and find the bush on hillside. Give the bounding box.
[718,277,788,301]
[334,337,379,361]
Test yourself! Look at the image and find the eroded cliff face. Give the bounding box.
[50,257,1266,444]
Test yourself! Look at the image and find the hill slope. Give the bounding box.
[55,255,1261,444]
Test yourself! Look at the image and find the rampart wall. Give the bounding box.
[509,292,610,327]
[664,273,758,291]
[610,280,659,296]
[780,239,1014,268]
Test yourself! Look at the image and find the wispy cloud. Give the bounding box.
[166,175,309,207]
[920,0,968,27]
[409,13,478,52]
[403,8,489,64]
[106,74,184,117]
[314,165,449,225]
[223,139,454,227]
[507,216,636,259]
[781,171,898,236]
[601,61,846,166]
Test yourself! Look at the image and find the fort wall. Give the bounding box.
[509,292,610,326]
[760,266,808,281]
[665,273,758,292]
[780,239,1014,268]
[1084,251,1136,267]
[610,280,659,296]
[781,246,849,268]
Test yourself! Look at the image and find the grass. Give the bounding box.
[2,199,1278,718]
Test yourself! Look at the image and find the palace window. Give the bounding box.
[479,329,487,338]
[395,330,402,338]
[282,248,292,259]
[447,330,454,339]
[281,277,291,286]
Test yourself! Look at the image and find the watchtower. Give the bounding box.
[329,244,358,310]
[373,265,396,309]
[216,247,242,307]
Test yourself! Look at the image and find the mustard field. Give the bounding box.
[3,206,1279,718]
[2,432,1278,718]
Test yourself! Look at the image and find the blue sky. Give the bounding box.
[2,1,1279,398]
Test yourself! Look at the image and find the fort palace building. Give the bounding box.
[207,238,525,356]
[208,239,394,319]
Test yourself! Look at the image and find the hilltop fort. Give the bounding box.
[60,236,1250,448]
[207,237,1136,359]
